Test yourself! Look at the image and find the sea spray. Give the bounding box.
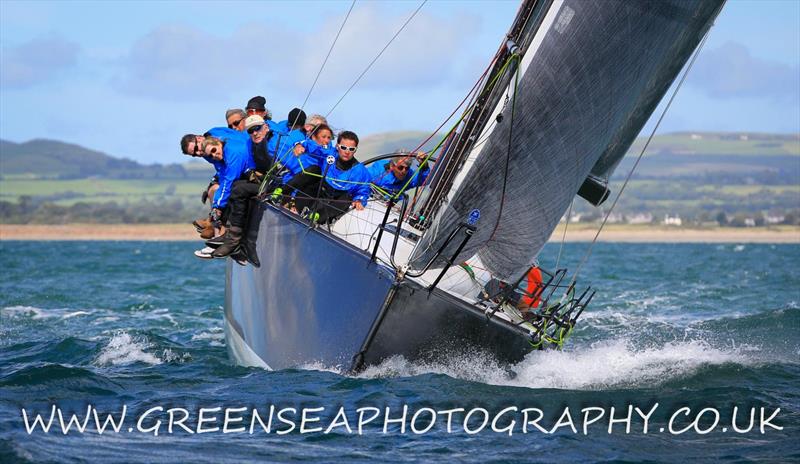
[95,331,162,366]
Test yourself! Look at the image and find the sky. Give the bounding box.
[1,0,798,164]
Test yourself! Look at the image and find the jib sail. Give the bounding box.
[410,0,725,281]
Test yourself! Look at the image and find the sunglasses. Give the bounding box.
[247,125,264,134]
[338,145,357,152]
[228,119,243,129]
[193,137,203,156]
[396,165,409,171]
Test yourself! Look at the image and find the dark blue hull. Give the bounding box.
[225,203,534,371]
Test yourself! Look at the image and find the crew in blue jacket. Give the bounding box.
[207,137,254,214]
[368,151,431,195]
[282,130,371,223]
[268,108,308,179]
[181,129,249,237]
[291,124,336,173]
[203,126,249,174]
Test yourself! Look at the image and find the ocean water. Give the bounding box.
[1,241,798,463]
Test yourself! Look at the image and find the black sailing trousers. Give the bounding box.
[227,179,260,229]
[284,165,352,224]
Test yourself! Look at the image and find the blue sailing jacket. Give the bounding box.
[321,160,372,206]
[204,127,249,177]
[276,137,335,183]
[368,160,430,194]
[298,138,337,169]
[206,126,248,144]
[211,138,255,209]
[268,121,307,180]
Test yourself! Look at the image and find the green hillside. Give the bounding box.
[0,138,201,180]
[628,132,800,157]
[357,131,443,162]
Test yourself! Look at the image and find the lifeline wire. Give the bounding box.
[568,28,713,287]
[324,0,427,119]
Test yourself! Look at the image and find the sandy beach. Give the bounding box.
[1,223,798,243]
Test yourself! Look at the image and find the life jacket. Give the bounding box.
[520,266,543,308]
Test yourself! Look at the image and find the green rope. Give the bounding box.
[390,52,520,200]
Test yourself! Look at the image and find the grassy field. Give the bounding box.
[0,178,203,205]
[628,132,800,157]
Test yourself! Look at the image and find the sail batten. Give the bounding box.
[410,0,725,281]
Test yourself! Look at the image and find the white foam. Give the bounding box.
[147,308,178,327]
[1,305,54,320]
[191,329,225,347]
[357,340,748,391]
[300,361,348,374]
[95,331,162,366]
[61,310,91,319]
[506,340,745,390]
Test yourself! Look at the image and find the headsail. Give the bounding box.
[410,0,725,281]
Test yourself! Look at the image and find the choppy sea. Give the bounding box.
[1,241,798,463]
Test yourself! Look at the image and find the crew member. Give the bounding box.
[268,108,308,178]
[225,109,247,131]
[181,132,253,240]
[181,127,248,237]
[245,95,271,121]
[213,115,273,258]
[283,130,371,223]
[369,151,431,195]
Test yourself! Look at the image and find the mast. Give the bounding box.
[413,0,551,226]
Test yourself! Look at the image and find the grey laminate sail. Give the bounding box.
[410,0,725,281]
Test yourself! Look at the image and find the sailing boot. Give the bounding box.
[193,217,212,232]
[211,226,243,258]
[199,223,215,239]
[269,187,283,203]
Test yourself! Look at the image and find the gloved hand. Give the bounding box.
[201,189,209,204]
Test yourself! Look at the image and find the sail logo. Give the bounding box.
[468,209,481,226]
[554,5,575,34]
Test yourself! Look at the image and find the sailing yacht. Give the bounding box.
[224,0,726,371]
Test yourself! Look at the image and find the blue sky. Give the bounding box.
[1,0,798,164]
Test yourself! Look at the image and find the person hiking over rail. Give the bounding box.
[212,115,275,258]
[180,131,253,240]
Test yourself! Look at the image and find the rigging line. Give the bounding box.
[404,55,498,214]
[266,2,356,172]
[396,53,518,204]
[554,197,574,270]
[555,141,583,270]
[567,28,713,287]
[324,0,427,120]
[297,0,356,123]
[487,53,520,242]
[404,44,502,161]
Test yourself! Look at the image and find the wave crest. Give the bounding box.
[94,331,163,366]
[357,340,749,390]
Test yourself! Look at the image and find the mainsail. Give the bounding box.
[410,0,725,281]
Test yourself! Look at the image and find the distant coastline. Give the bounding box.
[1,223,798,243]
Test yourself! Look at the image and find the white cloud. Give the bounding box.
[688,41,800,102]
[0,35,79,89]
[111,6,479,104]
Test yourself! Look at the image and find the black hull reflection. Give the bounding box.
[224,203,534,371]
